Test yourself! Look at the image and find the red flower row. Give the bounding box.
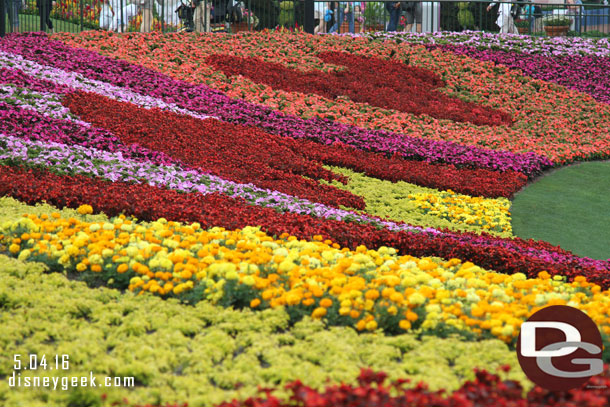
[206,52,514,127]
[63,91,364,210]
[299,140,527,198]
[105,367,610,407]
[63,90,525,199]
[1,164,608,288]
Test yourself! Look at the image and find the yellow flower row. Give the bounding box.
[2,209,609,345]
[408,190,512,234]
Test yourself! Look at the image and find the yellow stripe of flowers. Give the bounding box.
[2,208,608,346]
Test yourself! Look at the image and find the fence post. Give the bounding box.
[80,0,84,31]
[304,0,314,33]
[40,0,45,31]
[0,0,5,37]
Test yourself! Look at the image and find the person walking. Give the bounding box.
[36,0,55,32]
[328,1,354,33]
[487,0,516,34]
[385,1,402,31]
[403,1,422,33]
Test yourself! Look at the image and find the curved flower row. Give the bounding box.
[0,134,433,234]
[3,213,610,346]
[1,165,608,287]
[50,30,610,166]
[0,248,529,407]
[206,52,514,126]
[426,43,610,106]
[1,33,550,175]
[62,91,364,210]
[407,190,512,234]
[364,30,610,57]
[0,78,528,199]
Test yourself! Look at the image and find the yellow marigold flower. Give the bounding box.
[9,244,20,254]
[387,306,398,315]
[339,307,350,316]
[538,271,551,280]
[399,320,411,330]
[77,205,93,215]
[365,289,380,300]
[302,298,315,306]
[406,311,419,322]
[76,263,87,272]
[285,292,302,306]
[408,292,426,306]
[250,298,261,308]
[365,320,378,331]
[320,298,333,308]
[311,307,327,319]
[356,319,366,331]
[242,275,255,286]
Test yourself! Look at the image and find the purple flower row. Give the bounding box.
[362,31,610,58]
[425,43,610,105]
[0,33,552,176]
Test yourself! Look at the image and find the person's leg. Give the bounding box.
[404,8,413,32]
[329,6,343,33]
[507,15,516,33]
[415,2,422,32]
[347,9,353,32]
[44,2,53,32]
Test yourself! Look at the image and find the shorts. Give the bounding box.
[404,2,422,25]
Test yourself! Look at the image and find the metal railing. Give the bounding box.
[1,0,609,36]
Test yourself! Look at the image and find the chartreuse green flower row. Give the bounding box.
[2,199,610,350]
[323,167,513,237]
[0,253,526,407]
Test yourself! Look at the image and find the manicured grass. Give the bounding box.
[511,162,610,260]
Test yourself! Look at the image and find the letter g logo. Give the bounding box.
[517,306,604,390]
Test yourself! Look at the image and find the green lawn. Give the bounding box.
[3,13,82,33]
[511,162,610,260]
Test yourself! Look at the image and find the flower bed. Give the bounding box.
[50,31,610,165]
[0,30,609,407]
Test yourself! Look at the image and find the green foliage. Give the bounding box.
[0,253,527,406]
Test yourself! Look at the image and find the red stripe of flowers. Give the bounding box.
[105,366,610,407]
[205,52,513,128]
[62,91,364,210]
[298,140,527,198]
[63,90,525,199]
[1,165,608,288]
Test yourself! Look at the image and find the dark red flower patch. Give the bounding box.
[1,165,608,288]
[63,91,364,210]
[63,90,526,199]
[298,140,528,198]
[105,367,610,407]
[206,52,513,127]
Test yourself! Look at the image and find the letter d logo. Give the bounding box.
[517,305,604,391]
